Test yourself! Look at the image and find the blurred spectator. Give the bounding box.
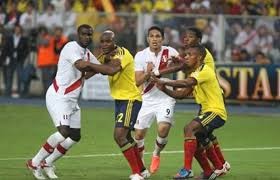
[37,26,56,95]
[51,0,66,12]
[37,3,61,31]
[153,0,174,13]
[239,48,252,62]
[2,24,29,97]
[0,3,6,25]
[253,24,273,55]
[61,0,76,38]
[190,0,210,14]
[76,0,99,29]
[0,24,7,67]
[172,0,192,13]
[230,47,241,62]
[53,26,68,63]
[234,22,257,54]
[19,1,38,33]
[130,0,153,13]
[254,51,271,65]
[4,2,21,30]
[17,0,29,13]
[227,0,242,15]
[111,17,137,55]
[163,25,180,48]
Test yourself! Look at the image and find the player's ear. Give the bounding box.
[146,36,149,44]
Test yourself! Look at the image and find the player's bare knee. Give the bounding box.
[113,132,127,146]
[69,129,81,142]
[209,133,217,142]
[58,126,71,138]
[134,132,145,140]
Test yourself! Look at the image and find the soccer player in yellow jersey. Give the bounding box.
[155,27,230,178]
[97,30,146,180]
[153,45,227,179]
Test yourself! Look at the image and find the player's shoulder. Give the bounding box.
[134,47,149,58]
[116,46,130,56]
[162,45,176,51]
[162,45,179,55]
[201,64,215,74]
[62,41,79,50]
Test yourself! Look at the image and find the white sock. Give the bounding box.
[153,136,168,156]
[135,139,145,159]
[32,132,65,166]
[45,137,77,165]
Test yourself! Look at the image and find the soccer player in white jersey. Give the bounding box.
[134,26,179,174]
[26,24,121,180]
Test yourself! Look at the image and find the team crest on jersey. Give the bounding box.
[162,55,168,62]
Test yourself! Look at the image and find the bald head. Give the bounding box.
[102,30,115,40]
[100,30,116,54]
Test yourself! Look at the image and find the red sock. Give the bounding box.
[206,145,223,170]
[213,142,225,164]
[184,139,197,170]
[194,148,213,176]
[123,147,140,174]
[133,145,145,171]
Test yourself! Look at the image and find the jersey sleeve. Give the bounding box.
[168,46,179,57]
[89,53,100,64]
[68,43,83,64]
[134,52,145,71]
[190,65,213,84]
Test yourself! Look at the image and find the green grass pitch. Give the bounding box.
[0,105,280,180]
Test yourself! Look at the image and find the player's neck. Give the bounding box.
[149,46,162,56]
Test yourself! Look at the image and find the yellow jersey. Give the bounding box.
[98,47,141,101]
[190,64,227,120]
[204,48,215,71]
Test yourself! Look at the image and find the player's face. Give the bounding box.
[147,29,163,50]
[183,31,199,48]
[100,34,115,54]
[78,27,93,48]
[184,48,201,68]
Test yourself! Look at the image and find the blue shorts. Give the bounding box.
[194,112,225,134]
[114,100,142,130]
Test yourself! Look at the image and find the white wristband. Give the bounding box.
[153,69,160,76]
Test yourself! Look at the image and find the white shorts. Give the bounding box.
[46,86,81,128]
[134,101,175,129]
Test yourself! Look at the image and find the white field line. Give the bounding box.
[1,147,280,161]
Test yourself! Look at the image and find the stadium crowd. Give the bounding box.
[0,0,279,98]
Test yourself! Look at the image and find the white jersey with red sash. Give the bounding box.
[50,41,99,100]
[134,46,178,103]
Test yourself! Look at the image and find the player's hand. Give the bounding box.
[169,55,185,63]
[146,62,154,72]
[156,81,166,91]
[107,59,121,67]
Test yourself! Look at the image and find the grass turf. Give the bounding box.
[0,105,279,179]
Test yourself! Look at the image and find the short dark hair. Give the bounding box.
[77,24,93,33]
[148,25,164,38]
[190,44,206,60]
[187,27,202,40]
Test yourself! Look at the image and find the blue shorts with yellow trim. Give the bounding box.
[194,112,225,133]
[114,100,142,130]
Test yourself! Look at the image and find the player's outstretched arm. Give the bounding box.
[158,56,187,76]
[158,63,186,75]
[84,71,97,79]
[75,59,121,75]
[153,76,197,88]
[156,83,193,99]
